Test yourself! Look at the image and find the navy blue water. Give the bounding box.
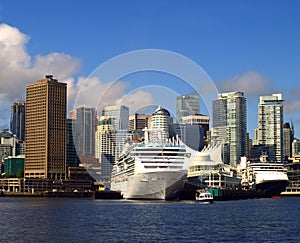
[0,197,300,242]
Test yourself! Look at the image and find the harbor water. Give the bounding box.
[0,197,300,242]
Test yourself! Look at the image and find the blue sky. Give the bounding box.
[0,1,300,138]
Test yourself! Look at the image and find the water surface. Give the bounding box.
[0,197,299,242]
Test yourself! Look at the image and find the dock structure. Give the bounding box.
[0,190,123,199]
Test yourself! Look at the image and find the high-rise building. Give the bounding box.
[176,95,200,123]
[128,113,151,139]
[96,116,113,159]
[174,124,204,151]
[257,94,284,162]
[211,91,247,166]
[10,101,26,141]
[292,139,300,156]
[25,75,66,179]
[95,116,115,182]
[69,109,77,120]
[253,128,259,145]
[150,106,170,143]
[181,114,209,140]
[0,130,18,161]
[102,105,129,130]
[66,119,80,168]
[112,130,132,163]
[283,122,294,159]
[74,107,96,157]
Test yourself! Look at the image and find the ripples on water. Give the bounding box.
[0,197,299,242]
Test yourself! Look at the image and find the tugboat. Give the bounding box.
[195,190,214,204]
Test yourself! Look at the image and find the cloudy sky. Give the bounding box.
[0,1,300,138]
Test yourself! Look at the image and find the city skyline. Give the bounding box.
[0,1,300,139]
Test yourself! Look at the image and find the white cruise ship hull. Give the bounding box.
[111,170,187,200]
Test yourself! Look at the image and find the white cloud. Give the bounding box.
[72,76,154,116]
[217,71,276,96]
[0,23,156,127]
[116,90,155,114]
[285,88,300,115]
[0,23,81,128]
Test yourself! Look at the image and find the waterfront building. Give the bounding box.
[150,106,170,143]
[25,75,66,179]
[102,105,129,130]
[257,94,284,162]
[176,95,200,123]
[283,122,294,160]
[10,101,26,141]
[212,91,247,166]
[4,155,24,177]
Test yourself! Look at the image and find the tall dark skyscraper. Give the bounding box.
[66,119,80,168]
[10,101,25,141]
[25,75,67,179]
[283,122,294,159]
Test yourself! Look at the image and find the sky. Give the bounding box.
[0,0,300,139]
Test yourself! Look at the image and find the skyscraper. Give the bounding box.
[95,116,115,182]
[25,75,66,179]
[283,122,294,159]
[102,105,129,130]
[211,91,247,166]
[75,107,96,157]
[10,101,26,141]
[181,114,209,140]
[100,105,131,172]
[176,95,200,123]
[257,94,284,162]
[66,119,80,168]
[150,106,170,143]
[128,113,151,138]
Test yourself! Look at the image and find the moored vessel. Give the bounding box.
[240,154,289,197]
[110,131,192,200]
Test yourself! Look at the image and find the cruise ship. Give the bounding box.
[110,135,192,200]
[240,154,289,197]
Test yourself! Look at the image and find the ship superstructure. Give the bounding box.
[110,129,192,200]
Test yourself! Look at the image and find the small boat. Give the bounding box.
[195,190,214,204]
